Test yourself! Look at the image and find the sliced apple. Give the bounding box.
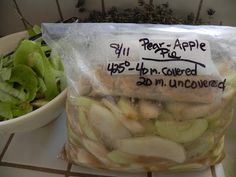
[75,148,103,167]
[138,100,160,119]
[226,72,236,88]
[78,108,98,141]
[211,150,225,164]
[155,119,208,143]
[67,123,81,146]
[82,138,113,166]
[165,101,221,120]
[186,133,215,159]
[107,150,138,165]
[117,97,139,120]
[66,100,83,135]
[88,104,131,147]
[102,99,144,134]
[169,163,204,171]
[115,136,186,163]
[140,120,156,134]
[213,136,224,157]
[205,108,222,123]
[158,110,174,120]
[118,163,145,172]
[76,76,92,96]
[76,96,99,108]
[65,143,79,161]
[208,108,233,131]
[165,102,184,116]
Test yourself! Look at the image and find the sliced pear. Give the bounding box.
[140,120,156,134]
[88,104,131,147]
[108,150,138,165]
[158,110,174,120]
[209,108,233,131]
[155,119,208,143]
[205,108,222,123]
[211,150,225,164]
[226,72,236,88]
[67,123,81,146]
[78,108,98,141]
[213,136,224,157]
[119,163,145,172]
[165,101,184,115]
[185,102,221,120]
[82,138,113,166]
[186,133,215,159]
[117,97,139,120]
[169,163,204,171]
[66,101,83,135]
[65,143,78,161]
[138,100,160,119]
[115,136,186,163]
[76,96,99,108]
[75,148,103,167]
[102,99,144,134]
[165,101,221,120]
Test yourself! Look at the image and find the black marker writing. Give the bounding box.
[139,38,181,59]
[173,38,206,51]
[110,43,130,58]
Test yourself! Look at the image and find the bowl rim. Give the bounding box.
[0,89,67,126]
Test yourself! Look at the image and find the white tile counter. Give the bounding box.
[0,112,226,177]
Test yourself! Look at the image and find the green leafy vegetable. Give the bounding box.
[27,25,41,38]
[12,102,33,117]
[9,65,38,101]
[0,81,27,101]
[0,102,13,120]
[0,89,20,104]
[0,27,65,121]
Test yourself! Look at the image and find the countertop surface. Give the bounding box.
[0,111,226,177]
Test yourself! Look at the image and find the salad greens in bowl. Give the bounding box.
[0,28,66,134]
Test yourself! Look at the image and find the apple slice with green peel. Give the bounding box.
[117,97,139,120]
[138,100,160,119]
[88,104,131,147]
[155,119,208,143]
[102,99,144,134]
[78,107,98,141]
[108,150,138,165]
[115,136,186,163]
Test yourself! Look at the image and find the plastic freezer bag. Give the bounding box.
[42,23,236,171]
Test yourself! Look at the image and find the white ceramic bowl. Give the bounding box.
[0,31,67,134]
